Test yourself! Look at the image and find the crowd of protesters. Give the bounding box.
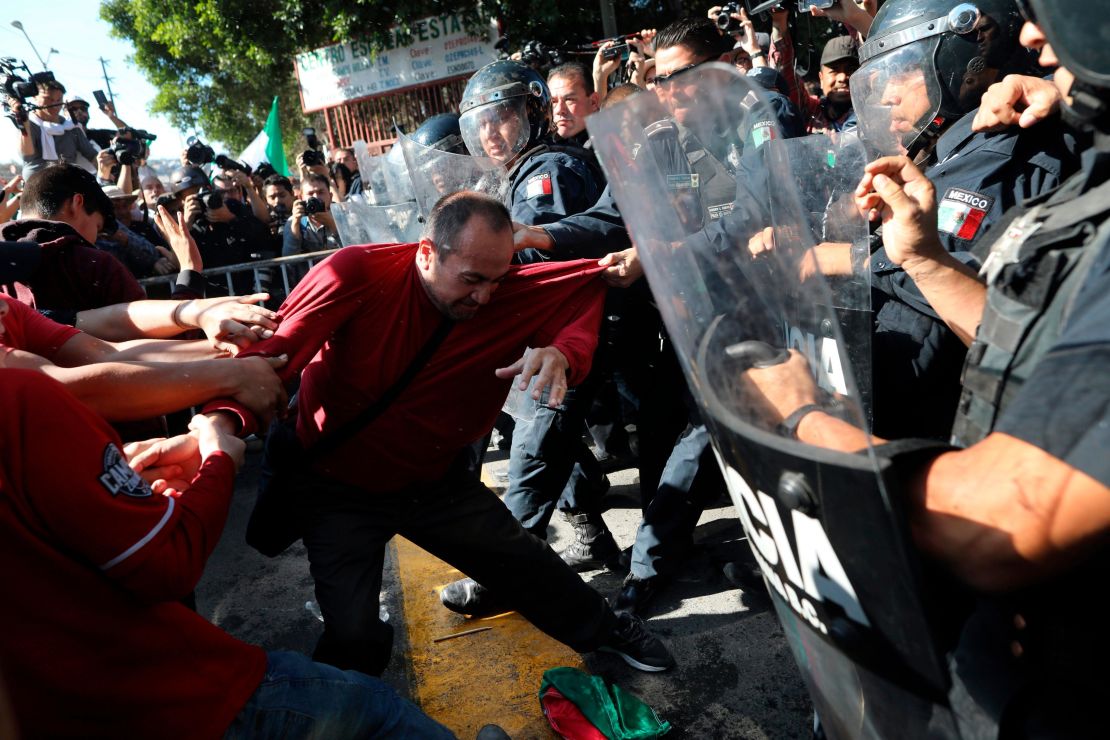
[4,0,1110,737]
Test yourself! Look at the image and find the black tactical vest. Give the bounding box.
[951,174,1110,447]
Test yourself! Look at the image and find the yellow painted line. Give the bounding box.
[393,465,586,739]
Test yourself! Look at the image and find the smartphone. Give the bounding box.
[797,0,838,11]
[93,89,109,110]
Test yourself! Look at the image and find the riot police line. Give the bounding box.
[117,1,1108,732]
[575,2,1109,739]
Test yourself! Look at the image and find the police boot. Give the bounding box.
[559,511,621,572]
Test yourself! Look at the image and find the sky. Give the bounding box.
[1,1,198,165]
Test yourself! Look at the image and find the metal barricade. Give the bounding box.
[138,249,341,300]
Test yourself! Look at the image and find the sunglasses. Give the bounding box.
[653,58,713,89]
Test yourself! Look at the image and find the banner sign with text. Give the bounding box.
[294,14,499,112]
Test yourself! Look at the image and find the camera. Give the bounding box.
[186,135,215,165]
[154,193,177,210]
[716,3,743,33]
[797,0,837,12]
[1,59,53,129]
[601,43,628,60]
[301,149,326,167]
[303,196,326,215]
[519,40,565,71]
[111,136,144,166]
[196,188,224,212]
[256,162,277,180]
[215,154,251,174]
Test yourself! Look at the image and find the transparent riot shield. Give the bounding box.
[588,63,958,739]
[398,132,509,217]
[771,132,873,422]
[331,194,422,245]
[353,140,415,206]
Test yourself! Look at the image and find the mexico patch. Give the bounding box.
[937,187,995,241]
[750,121,776,149]
[99,443,151,498]
[524,173,553,199]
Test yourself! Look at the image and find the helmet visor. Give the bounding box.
[851,40,944,156]
[460,98,531,166]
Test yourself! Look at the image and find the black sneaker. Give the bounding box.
[439,578,510,618]
[613,574,660,617]
[598,611,675,672]
[476,724,511,740]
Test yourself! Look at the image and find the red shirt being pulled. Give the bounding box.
[0,370,266,739]
[206,243,606,491]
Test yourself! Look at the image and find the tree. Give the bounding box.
[99,1,829,155]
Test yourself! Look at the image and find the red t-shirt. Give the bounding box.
[205,243,607,491]
[0,293,80,358]
[0,370,266,739]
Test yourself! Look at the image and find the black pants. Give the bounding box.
[291,461,618,676]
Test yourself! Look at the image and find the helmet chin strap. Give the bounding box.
[1061,80,1110,145]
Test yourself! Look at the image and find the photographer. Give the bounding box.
[296,149,342,205]
[95,185,174,279]
[213,167,269,224]
[171,165,270,297]
[65,96,129,151]
[282,172,341,286]
[328,147,363,200]
[261,174,294,252]
[14,78,98,181]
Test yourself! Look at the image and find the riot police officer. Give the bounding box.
[849,0,1081,439]
[440,60,616,616]
[410,112,468,155]
[753,2,1110,733]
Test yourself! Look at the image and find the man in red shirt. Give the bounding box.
[0,369,456,738]
[200,191,675,675]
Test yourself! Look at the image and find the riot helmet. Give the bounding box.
[853,0,1034,157]
[1019,0,1110,129]
[411,113,468,155]
[459,60,551,166]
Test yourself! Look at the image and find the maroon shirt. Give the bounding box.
[0,219,146,311]
[205,243,607,491]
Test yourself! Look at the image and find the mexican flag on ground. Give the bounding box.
[239,96,290,175]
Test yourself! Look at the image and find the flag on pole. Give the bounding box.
[238,96,289,175]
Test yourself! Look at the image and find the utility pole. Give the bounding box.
[98,57,116,106]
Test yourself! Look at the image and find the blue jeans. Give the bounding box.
[224,651,455,739]
[630,425,723,580]
[503,385,608,538]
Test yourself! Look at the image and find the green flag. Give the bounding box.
[239,96,289,175]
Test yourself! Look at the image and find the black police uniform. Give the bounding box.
[501,142,613,541]
[870,110,1080,440]
[943,152,1110,739]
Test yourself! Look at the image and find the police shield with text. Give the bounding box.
[590,63,962,739]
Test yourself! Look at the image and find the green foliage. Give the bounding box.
[100,0,843,154]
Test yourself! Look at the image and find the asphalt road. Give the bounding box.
[196,444,812,739]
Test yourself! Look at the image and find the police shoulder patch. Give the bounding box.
[524,172,553,200]
[937,187,995,241]
[99,443,152,498]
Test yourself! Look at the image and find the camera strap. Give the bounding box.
[305,316,455,462]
